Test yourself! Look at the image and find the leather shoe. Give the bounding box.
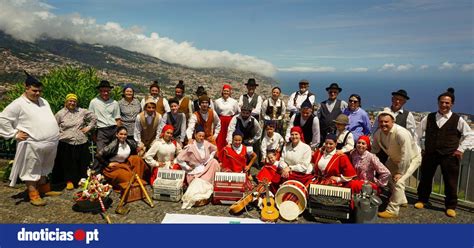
[400,203,408,208]
[28,190,46,206]
[38,183,63,197]
[378,210,398,218]
[66,182,75,190]
[446,209,456,218]
[414,202,424,209]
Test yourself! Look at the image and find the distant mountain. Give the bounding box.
[0,31,275,98]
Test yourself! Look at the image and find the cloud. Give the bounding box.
[419,64,429,70]
[396,64,413,71]
[379,63,396,71]
[278,66,336,73]
[347,67,369,73]
[439,61,456,70]
[379,63,413,72]
[0,0,276,76]
[460,63,474,72]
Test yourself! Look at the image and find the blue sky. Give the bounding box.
[42,0,473,76]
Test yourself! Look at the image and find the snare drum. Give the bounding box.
[275,180,308,221]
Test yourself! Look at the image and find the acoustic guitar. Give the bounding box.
[229,181,265,214]
[260,181,279,222]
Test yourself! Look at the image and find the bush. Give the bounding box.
[0,66,122,113]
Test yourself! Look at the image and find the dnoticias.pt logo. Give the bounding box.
[17,227,99,244]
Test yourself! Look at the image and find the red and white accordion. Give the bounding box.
[212,172,246,205]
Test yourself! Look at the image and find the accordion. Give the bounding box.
[308,184,352,220]
[152,169,185,202]
[212,172,246,205]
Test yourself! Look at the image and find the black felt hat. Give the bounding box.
[245,78,259,87]
[391,89,410,100]
[326,83,342,92]
[96,80,113,89]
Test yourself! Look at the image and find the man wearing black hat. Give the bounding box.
[285,98,320,149]
[174,80,193,121]
[238,78,263,121]
[287,79,316,117]
[317,82,348,144]
[88,80,122,151]
[0,72,61,206]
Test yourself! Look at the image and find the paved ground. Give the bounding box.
[0,181,472,224]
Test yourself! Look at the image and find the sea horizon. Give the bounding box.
[274,72,474,115]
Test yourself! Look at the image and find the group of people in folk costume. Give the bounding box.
[0,71,472,220]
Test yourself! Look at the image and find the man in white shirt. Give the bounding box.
[88,80,121,151]
[238,78,263,121]
[317,83,347,143]
[227,104,262,147]
[0,72,60,206]
[134,97,162,151]
[287,79,315,117]
[186,95,221,145]
[415,88,473,218]
[372,111,421,218]
[140,81,170,115]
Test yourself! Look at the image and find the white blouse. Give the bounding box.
[280,141,313,174]
[110,142,131,163]
[317,149,336,173]
[144,139,178,168]
[214,97,240,116]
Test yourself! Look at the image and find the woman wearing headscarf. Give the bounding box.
[144,124,181,184]
[279,126,314,186]
[349,135,391,193]
[96,126,148,191]
[311,134,356,188]
[176,125,220,184]
[342,94,371,143]
[52,93,97,190]
[214,84,240,151]
[118,84,141,141]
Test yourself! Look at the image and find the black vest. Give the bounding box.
[265,99,283,118]
[425,113,462,155]
[395,109,410,128]
[243,94,259,109]
[336,131,351,150]
[319,99,342,138]
[166,112,184,139]
[236,117,256,142]
[193,99,200,113]
[294,113,314,145]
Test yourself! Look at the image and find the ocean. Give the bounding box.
[275,72,474,115]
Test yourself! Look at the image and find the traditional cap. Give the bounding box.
[299,79,309,85]
[96,80,113,89]
[222,84,232,90]
[232,129,244,137]
[438,87,455,103]
[326,83,342,92]
[325,133,337,143]
[195,86,206,96]
[168,97,179,105]
[240,103,253,112]
[358,135,371,152]
[245,78,259,87]
[122,83,134,92]
[160,124,174,138]
[24,71,42,87]
[377,109,396,120]
[264,120,277,128]
[195,125,205,134]
[199,94,210,103]
[300,98,312,109]
[290,126,305,143]
[144,96,156,107]
[391,89,410,100]
[333,114,349,125]
[176,80,185,90]
[65,93,78,102]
